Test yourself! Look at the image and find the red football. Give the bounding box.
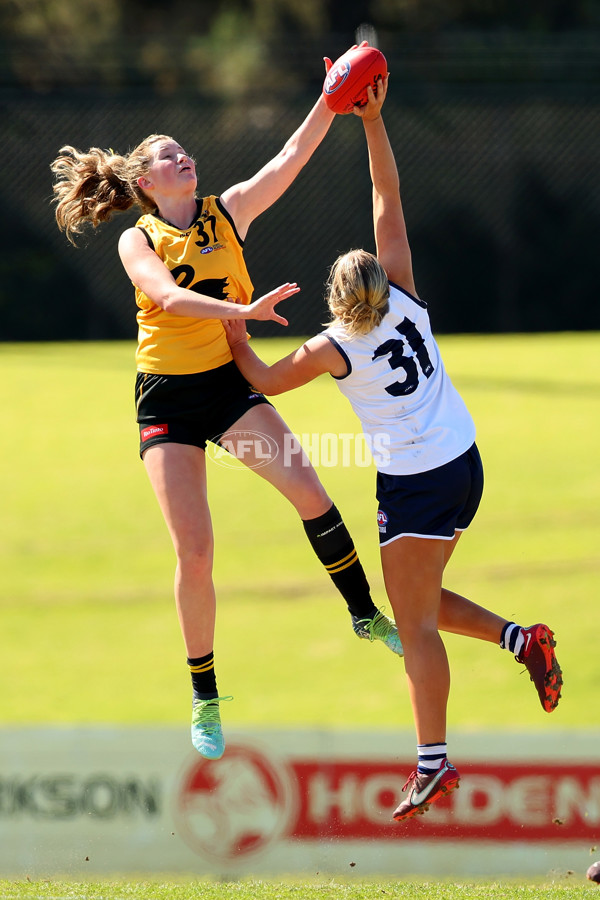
[323,45,387,114]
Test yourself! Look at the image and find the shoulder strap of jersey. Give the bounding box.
[136,226,155,251]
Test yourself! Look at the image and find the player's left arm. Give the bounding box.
[357,78,417,296]
[220,95,335,241]
[224,323,344,395]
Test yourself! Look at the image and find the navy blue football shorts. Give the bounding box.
[135,360,272,458]
[375,442,484,546]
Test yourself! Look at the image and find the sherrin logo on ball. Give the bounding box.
[322,44,388,115]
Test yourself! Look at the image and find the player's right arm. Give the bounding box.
[224,319,346,394]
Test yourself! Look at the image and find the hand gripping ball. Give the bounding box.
[323,44,388,114]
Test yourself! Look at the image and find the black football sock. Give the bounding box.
[302,503,377,619]
[187,651,218,701]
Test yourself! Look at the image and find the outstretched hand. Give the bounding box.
[247,282,300,326]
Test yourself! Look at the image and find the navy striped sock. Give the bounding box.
[417,742,447,774]
[500,622,525,657]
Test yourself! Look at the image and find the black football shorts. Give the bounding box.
[135,360,271,458]
[376,442,484,546]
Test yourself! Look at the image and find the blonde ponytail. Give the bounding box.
[326,249,389,336]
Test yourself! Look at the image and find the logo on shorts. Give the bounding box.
[141,424,169,442]
[377,510,388,533]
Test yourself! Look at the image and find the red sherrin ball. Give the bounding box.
[323,45,388,114]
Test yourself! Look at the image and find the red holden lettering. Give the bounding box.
[289,761,600,842]
[175,742,600,862]
[141,425,169,442]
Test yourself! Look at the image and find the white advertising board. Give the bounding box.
[0,727,598,879]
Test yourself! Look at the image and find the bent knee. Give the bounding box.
[175,544,214,578]
[396,618,440,645]
[288,477,331,519]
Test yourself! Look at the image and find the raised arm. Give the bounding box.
[220,90,336,240]
[356,79,416,294]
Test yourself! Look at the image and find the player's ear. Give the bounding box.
[138,175,153,190]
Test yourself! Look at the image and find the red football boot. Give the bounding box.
[393,759,460,822]
[516,623,563,712]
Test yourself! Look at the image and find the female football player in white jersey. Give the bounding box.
[224,74,562,822]
[50,49,404,763]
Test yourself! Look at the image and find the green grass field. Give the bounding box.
[2,333,598,730]
[1,333,599,899]
[0,876,596,899]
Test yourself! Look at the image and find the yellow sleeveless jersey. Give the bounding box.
[133,195,254,374]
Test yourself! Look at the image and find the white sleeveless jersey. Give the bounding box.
[324,281,476,475]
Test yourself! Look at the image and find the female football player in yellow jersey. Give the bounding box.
[50,55,402,760]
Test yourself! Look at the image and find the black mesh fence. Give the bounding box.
[1,33,599,339]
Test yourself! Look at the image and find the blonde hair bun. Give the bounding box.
[326,249,389,336]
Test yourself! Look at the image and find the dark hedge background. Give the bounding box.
[1,18,599,339]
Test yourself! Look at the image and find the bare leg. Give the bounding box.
[224,417,507,650]
[440,588,507,642]
[439,534,508,643]
[226,409,506,651]
[219,404,401,638]
[220,404,332,518]
[143,443,215,658]
[381,535,449,744]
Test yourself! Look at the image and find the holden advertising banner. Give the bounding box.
[0,727,598,878]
